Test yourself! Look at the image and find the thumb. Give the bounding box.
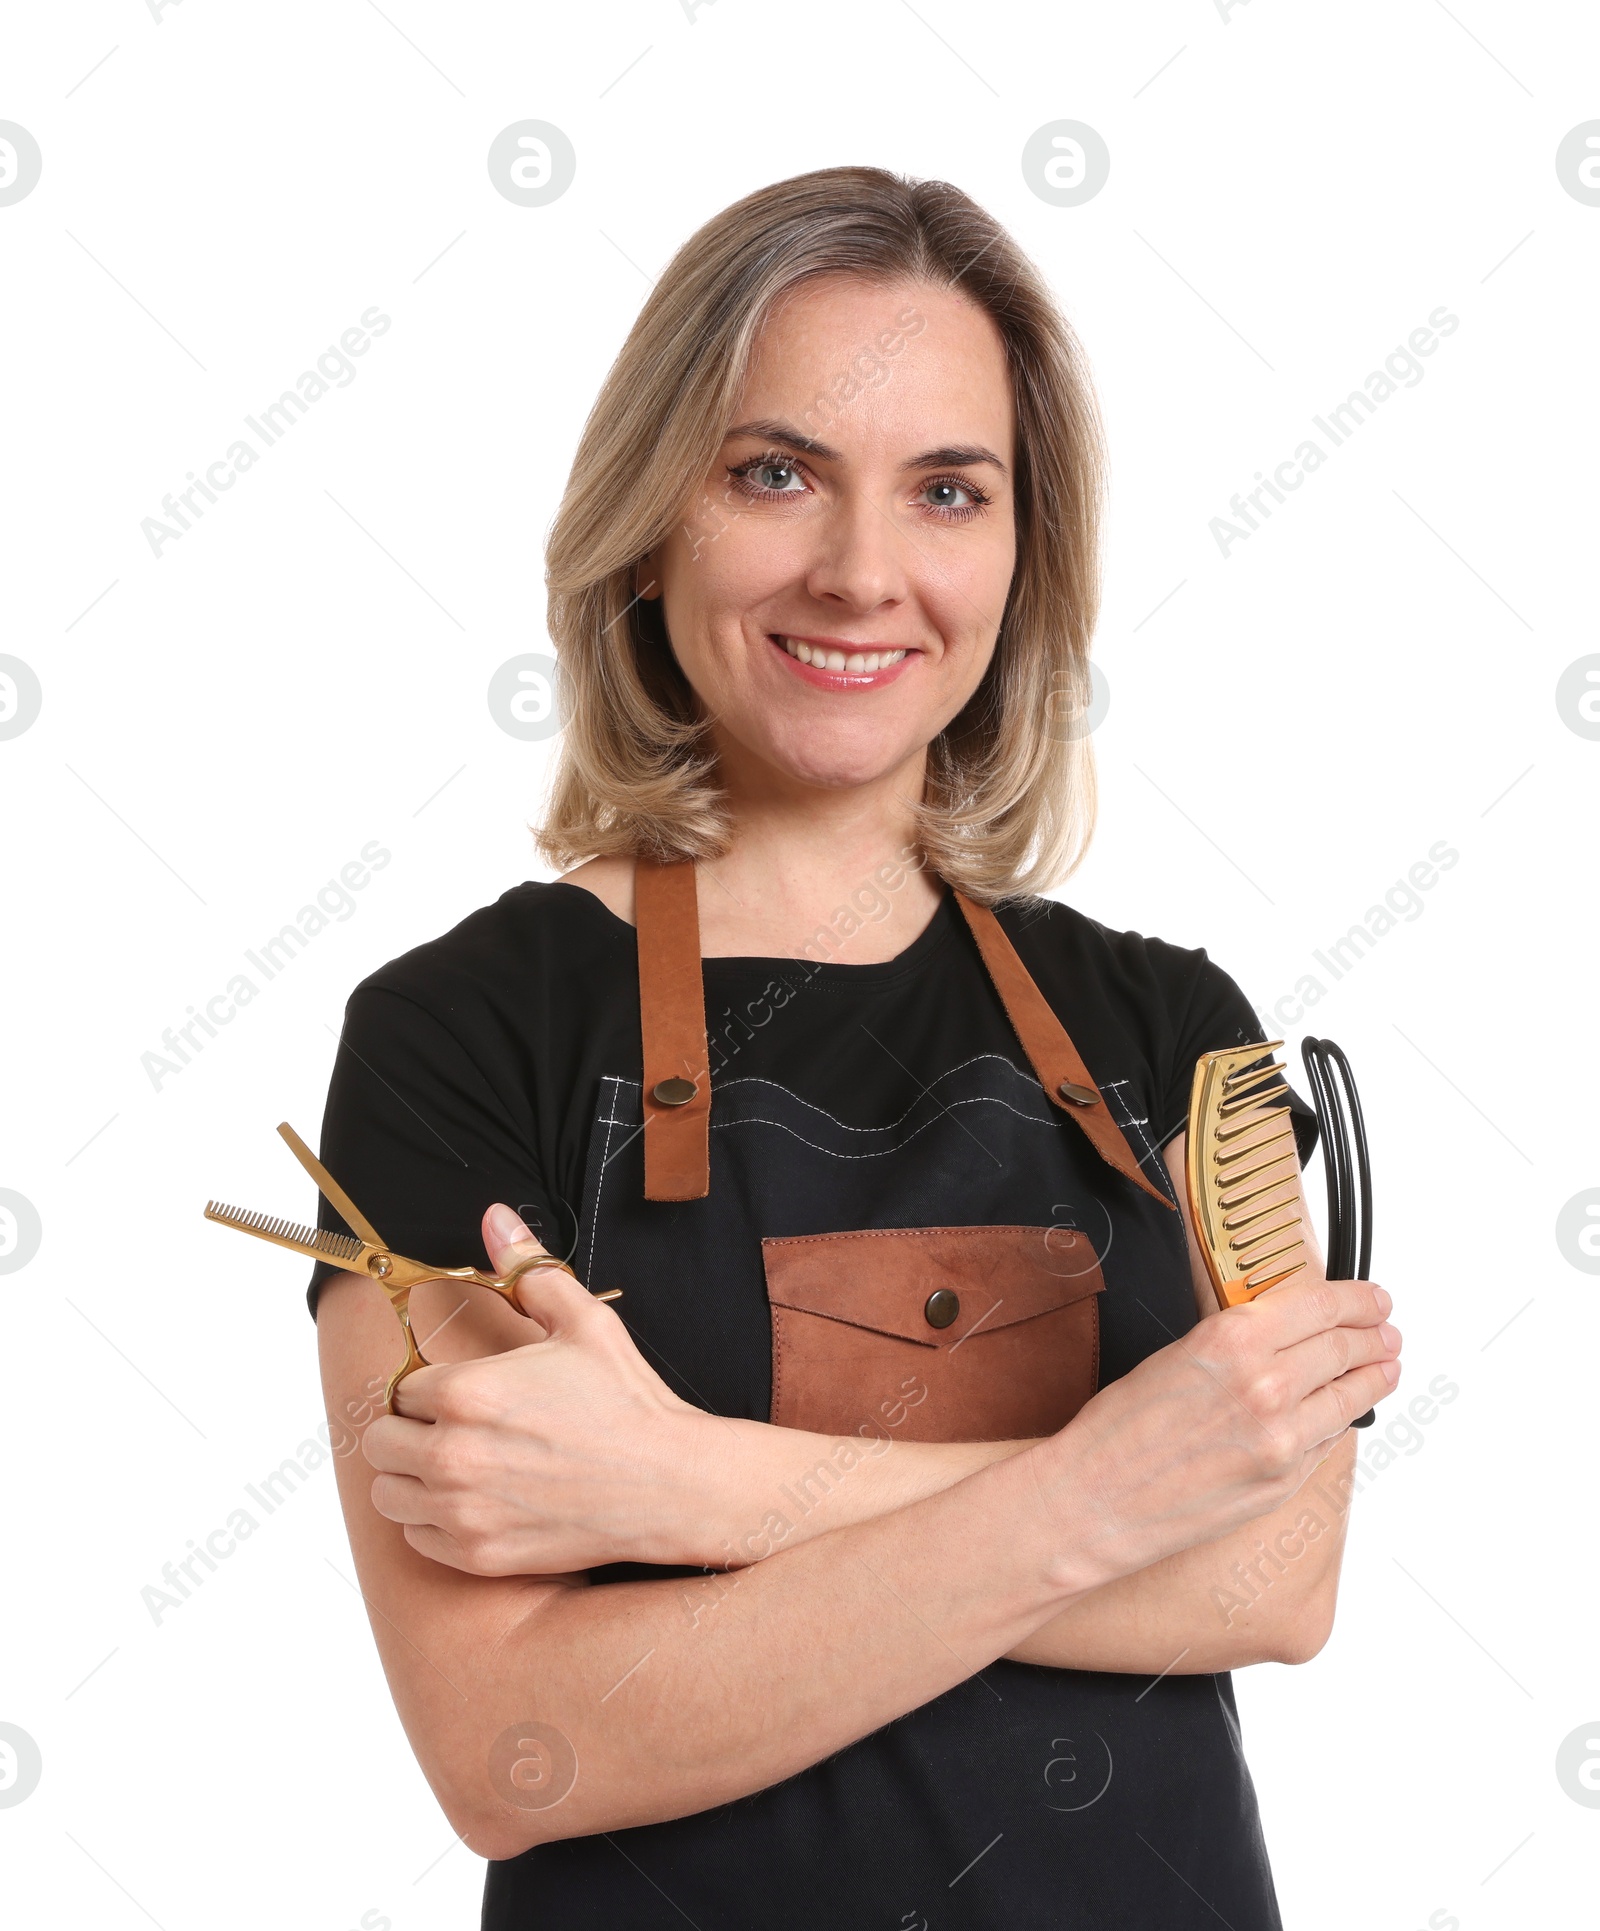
[484,1201,540,1268]
[481,1202,590,1327]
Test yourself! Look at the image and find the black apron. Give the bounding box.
[483,859,1284,1931]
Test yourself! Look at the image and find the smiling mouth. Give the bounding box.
[772,635,910,674]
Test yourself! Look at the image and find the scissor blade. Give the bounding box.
[276,1122,387,1249]
[204,1199,367,1271]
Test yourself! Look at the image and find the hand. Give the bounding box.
[362,1205,719,1575]
[1037,1275,1400,1590]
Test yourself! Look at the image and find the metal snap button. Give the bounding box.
[651,1077,698,1107]
[924,1288,960,1329]
[1057,1080,1099,1106]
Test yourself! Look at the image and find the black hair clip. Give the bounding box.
[1299,1038,1376,1428]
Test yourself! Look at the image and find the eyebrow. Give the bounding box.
[723,418,1008,476]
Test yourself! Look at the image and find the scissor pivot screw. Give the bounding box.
[369,1254,393,1278]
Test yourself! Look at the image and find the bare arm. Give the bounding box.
[691,1406,1357,1673]
[325,1234,1395,1857]
[320,1270,1121,1861]
[661,1137,1355,1671]
[1012,1131,1357,1666]
[1003,1429,1356,1668]
[375,1140,1360,1674]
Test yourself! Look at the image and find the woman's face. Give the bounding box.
[645,275,1018,798]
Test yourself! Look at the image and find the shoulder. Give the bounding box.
[991,893,1280,1147]
[993,893,1225,1023]
[348,878,633,1027]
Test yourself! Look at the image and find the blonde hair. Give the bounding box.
[536,165,1106,903]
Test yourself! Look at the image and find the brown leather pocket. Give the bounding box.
[761,1225,1105,1445]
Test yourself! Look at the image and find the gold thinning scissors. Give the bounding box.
[205,1122,621,1411]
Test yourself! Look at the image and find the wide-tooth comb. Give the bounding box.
[203,1199,364,1265]
[1185,1041,1307,1309]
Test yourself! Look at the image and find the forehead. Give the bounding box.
[734,275,1014,462]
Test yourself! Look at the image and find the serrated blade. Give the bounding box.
[204,1199,365,1269]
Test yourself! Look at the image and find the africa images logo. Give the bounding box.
[1210,307,1460,557]
[139,308,392,558]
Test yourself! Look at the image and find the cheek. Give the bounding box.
[981,525,1019,608]
[652,562,750,704]
[937,503,1015,600]
[666,525,796,647]
[927,541,1014,653]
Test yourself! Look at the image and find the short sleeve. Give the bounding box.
[1153,953,1320,1169]
[304,983,558,1319]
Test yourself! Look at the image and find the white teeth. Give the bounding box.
[779,639,908,673]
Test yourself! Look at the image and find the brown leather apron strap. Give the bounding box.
[632,856,1172,1212]
[951,891,1176,1212]
[634,856,711,1201]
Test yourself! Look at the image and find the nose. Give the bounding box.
[801,493,912,616]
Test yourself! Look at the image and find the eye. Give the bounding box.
[917,475,990,518]
[752,460,804,492]
[728,452,810,500]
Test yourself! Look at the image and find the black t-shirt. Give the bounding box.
[307,880,1317,1930]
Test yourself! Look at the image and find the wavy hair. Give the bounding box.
[535,165,1106,903]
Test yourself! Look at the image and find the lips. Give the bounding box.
[768,634,916,691]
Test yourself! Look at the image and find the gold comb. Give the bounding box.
[206,1124,620,1411]
[1185,1041,1307,1309]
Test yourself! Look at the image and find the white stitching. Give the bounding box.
[587,1066,1173,1200]
[1099,1078,1178,1204]
[706,1093,1064,1161]
[711,1055,1038,1135]
[585,1075,625,1279]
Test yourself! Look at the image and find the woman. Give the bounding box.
[308,167,1400,1929]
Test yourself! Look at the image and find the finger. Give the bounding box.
[481,1205,604,1332]
[386,1358,485,1426]
[1241,1275,1393,1349]
[362,1408,439,1469]
[508,1256,611,1331]
[387,1356,472,1422]
[369,1470,441,1528]
[401,1522,476,1572]
[1300,1356,1402,1442]
[1277,1319,1402,1407]
[484,1201,545,1272]
[482,1204,577,1333]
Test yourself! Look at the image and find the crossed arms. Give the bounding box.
[316,1136,1391,1859]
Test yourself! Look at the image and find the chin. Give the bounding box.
[760,727,921,793]
[782,759,897,791]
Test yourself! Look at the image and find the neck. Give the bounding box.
[694,747,943,962]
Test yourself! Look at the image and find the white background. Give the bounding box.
[2,2,1596,1926]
